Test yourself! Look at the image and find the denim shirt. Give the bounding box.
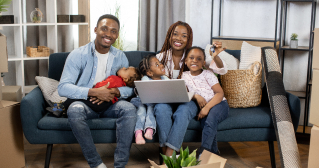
[58,40,133,100]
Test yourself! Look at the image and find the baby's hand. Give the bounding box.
[195,94,207,109]
[210,41,226,58]
[198,106,210,120]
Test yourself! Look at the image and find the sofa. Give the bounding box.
[20,50,301,168]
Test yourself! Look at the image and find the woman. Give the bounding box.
[154,21,228,157]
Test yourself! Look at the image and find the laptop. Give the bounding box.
[134,79,194,104]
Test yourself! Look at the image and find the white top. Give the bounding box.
[181,70,226,103]
[181,70,226,102]
[156,49,228,79]
[93,50,109,85]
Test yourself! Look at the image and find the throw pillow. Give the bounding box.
[35,76,66,107]
[239,41,261,74]
[205,44,239,70]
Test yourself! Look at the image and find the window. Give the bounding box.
[90,0,139,51]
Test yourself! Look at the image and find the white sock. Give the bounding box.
[96,163,107,168]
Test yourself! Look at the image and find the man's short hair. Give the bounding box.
[96,14,120,29]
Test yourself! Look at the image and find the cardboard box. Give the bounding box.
[0,33,8,73]
[0,100,25,168]
[308,125,319,168]
[2,86,22,102]
[313,28,319,70]
[149,150,227,168]
[309,69,319,126]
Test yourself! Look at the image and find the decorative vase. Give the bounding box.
[290,39,298,48]
[30,8,43,23]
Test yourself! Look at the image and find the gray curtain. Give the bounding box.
[138,0,185,52]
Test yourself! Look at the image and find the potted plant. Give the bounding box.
[290,33,298,48]
[0,0,13,24]
[160,147,201,168]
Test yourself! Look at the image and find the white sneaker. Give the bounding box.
[96,163,107,168]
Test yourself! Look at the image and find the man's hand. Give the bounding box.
[210,41,226,58]
[198,106,210,120]
[88,82,116,104]
[194,94,207,109]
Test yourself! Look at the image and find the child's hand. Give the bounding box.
[210,41,226,58]
[198,106,210,120]
[194,94,207,109]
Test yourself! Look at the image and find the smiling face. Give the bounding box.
[169,25,188,52]
[147,57,166,80]
[185,48,206,76]
[94,18,119,53]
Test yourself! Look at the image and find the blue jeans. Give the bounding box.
[154,101,198,151]
[200,100,229,154]
[131,97,156,133]
[67,100,137,168]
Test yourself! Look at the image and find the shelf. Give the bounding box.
[23,22,89,26]
[287,90,306,98]
[8,55,22,61]
[56,23,89,26]
[0,24,21,27]
[280,46,311,51]
[23,55,50,60]
[212,36,277,42]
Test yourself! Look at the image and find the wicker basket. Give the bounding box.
[26,46,50,57]
[220,61,262,108]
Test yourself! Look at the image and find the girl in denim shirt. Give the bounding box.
[131,54,169,144]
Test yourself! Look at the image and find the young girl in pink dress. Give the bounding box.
[180,46,229,156]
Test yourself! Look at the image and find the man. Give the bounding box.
[58,14,136,168]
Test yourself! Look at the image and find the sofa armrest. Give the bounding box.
[286,92,301,132]
[20,87,47,143]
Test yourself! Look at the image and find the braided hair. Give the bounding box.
[177,46,206,79]
[159,21,193,79]
[138,54,157,77]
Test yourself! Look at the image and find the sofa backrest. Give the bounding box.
[48,51,157,81]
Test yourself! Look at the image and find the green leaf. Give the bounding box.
[187,157,196,167]
[183,147,189,159]
[172,150,177,165]
[181,157,193,167]
[189,149,197,158]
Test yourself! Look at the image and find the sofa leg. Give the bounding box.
[44,144,53,168]
[268,141,276,168]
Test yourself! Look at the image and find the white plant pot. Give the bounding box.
[290,40,298,48]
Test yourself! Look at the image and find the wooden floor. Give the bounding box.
[24,129,311,168]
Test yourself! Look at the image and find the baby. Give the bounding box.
[47,66,141,117]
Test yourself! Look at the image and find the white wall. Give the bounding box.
[186,0,319,126]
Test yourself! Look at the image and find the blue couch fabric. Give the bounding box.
[20,50,301,145]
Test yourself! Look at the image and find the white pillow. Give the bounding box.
[205,44,239,70]
[239,41,261,74]
[35,76,66,107]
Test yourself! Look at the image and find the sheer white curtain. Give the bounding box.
[138,0,185,52]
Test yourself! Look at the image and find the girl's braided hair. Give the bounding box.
[159,21,193,79]
[177,46,206,79]
[138,54,157,77]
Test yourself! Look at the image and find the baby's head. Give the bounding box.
[139,54,166,80]
[116,66,141,87]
